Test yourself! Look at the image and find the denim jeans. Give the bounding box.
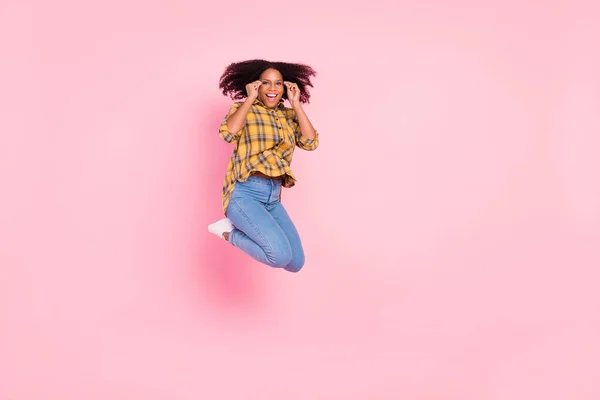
[225,175,305,272]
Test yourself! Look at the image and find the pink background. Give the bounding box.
[2,0,600,398]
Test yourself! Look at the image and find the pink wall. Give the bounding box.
[2,0,599,398]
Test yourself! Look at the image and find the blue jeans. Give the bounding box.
[225,175,305,272]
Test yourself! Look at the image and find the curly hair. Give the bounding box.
[219,59,317,104]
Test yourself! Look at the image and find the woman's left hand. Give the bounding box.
[284,81,301,105]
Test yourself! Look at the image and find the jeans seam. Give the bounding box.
[229,198,274,256]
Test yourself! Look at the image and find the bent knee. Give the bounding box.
[266,248,293,269]
[284,254,305,273]
[284,262,304,273]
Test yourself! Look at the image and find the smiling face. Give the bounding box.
[257,68,284,109]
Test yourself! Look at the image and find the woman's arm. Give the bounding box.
[291,102,317,140]
[226,80,262,133]
[284,81,319,150]
[285,81,317,140]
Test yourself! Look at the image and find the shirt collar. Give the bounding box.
[254,99,285,111]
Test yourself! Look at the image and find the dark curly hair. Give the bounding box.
[219,59,317,104]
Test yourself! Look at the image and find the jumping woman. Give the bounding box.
[207,59,319,273]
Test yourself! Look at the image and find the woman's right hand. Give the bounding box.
[245,80,262,101]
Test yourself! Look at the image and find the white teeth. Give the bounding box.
[267,94,276,98]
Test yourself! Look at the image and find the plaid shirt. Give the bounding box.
[218,99,319,214]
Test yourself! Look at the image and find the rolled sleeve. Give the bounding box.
[295,130,319,150]
[218,102,243,143]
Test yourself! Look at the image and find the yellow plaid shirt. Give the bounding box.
[218,99,319,214]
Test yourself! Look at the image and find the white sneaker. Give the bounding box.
[208,218,235,240]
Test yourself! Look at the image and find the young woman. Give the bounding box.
[207,59,320,273]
